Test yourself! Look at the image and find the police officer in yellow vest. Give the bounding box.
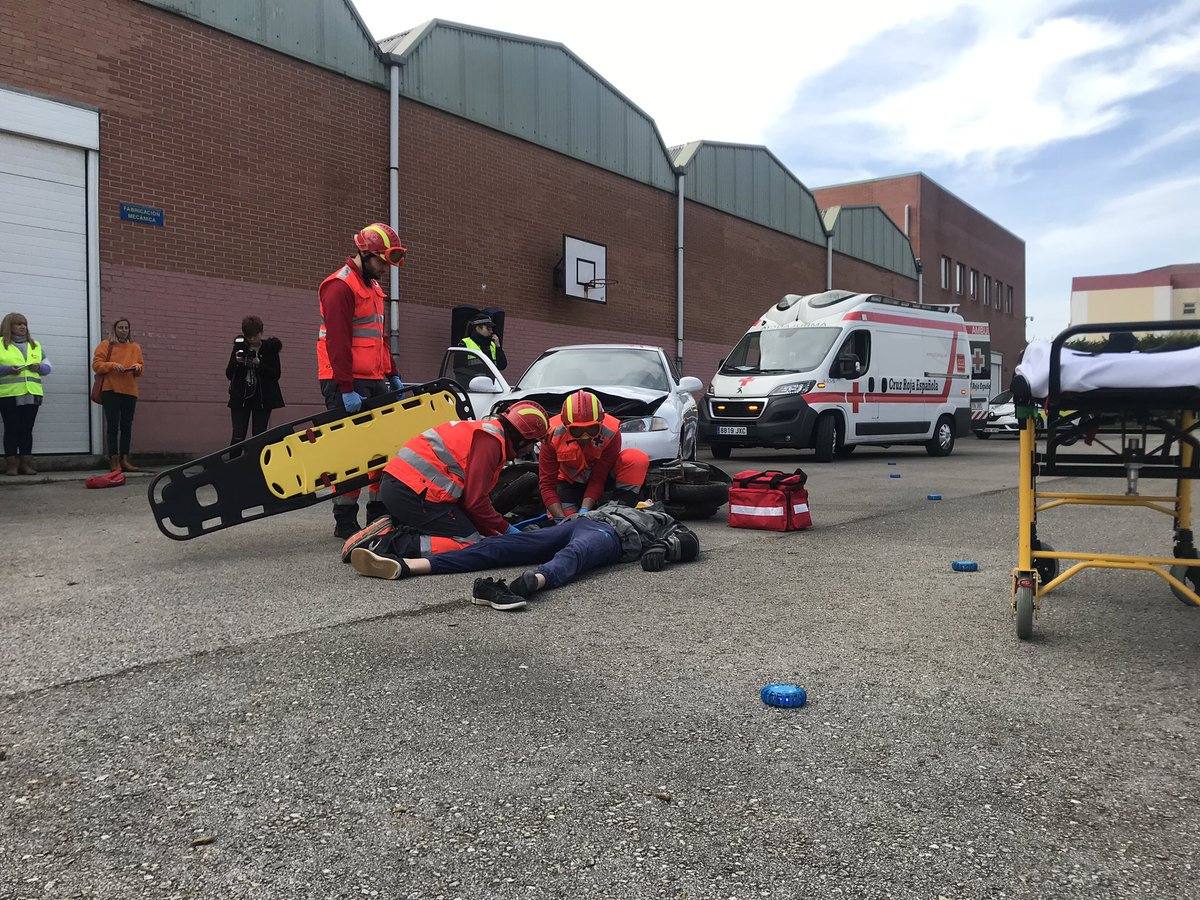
[0,312,51,476]
[454,313,508,387]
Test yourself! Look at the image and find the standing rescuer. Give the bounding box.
[317,222,407,539]
[540,390,650,519]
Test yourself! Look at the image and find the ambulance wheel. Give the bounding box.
[835,444,855,457]
[813,414,841,463]
[710,445,731,460]
[925,416,956,457]
[1015,585,1035,640]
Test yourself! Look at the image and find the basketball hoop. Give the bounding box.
[583,278,617,300]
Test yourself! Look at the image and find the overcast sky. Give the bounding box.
[355,0,1200,340]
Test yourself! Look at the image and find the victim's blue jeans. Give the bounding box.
[427,518,622,589]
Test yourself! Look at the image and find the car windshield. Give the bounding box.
[990,390,1013,404]
[518,348,670,392]
[720,327,841,375]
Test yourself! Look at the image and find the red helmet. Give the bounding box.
[499,401,550,443]
[353,223,406,266]
[562,389,604,427]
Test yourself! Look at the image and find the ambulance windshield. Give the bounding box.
[721,326,840,376]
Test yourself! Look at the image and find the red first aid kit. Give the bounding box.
[727,469,812,531]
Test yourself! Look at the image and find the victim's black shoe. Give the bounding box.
[509,571,542,598]
[471,577,527,611]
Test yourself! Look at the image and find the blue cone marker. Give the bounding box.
[952,560,978,572]
[928,493,942,501]
[761,684,807,708]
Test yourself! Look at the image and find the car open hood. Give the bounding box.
[499,385,668,418]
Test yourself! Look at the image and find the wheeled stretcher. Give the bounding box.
[1010,322,1200,639]
[147,379,470,540]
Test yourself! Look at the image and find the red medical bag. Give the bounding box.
[727,469,811,531]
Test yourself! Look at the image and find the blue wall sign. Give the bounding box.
[119,203,165,227]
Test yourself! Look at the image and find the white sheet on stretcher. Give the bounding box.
[1016,340,1200,399]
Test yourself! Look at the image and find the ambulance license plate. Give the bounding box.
[718,426,748,436]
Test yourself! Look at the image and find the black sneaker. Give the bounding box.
[340,515,396,563]
[350,547,409,580]
[509,572,541,598]
[471,577,527,611]
[365,499,389,523]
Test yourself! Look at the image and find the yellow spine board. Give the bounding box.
[260,390,462,499]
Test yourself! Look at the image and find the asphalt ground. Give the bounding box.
[3,438,1199,899]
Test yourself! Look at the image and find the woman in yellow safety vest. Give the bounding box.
[0,312,51,476]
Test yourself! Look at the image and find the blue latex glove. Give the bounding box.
[389,375,404,393]
[505,524,522,535]
[341,391,364,413]
[576,507,590,517]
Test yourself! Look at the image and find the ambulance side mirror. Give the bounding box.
[833,355,859,378]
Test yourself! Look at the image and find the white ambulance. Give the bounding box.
[699,290,972,461]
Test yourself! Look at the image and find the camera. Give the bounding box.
[233,336,259,364]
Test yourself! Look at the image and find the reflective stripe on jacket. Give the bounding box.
[316,264,388,381]
[383,419,506,504]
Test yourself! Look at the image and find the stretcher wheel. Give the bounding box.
[1032,541,1059,585]
[1169,548,1199,607]
[1015,585,1035,640]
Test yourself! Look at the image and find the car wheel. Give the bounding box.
[813,414,840,463]
[664,482,729,520]
[835,443,855,457]
[925,416,956,457]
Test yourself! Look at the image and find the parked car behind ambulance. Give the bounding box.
[700,290,972,461]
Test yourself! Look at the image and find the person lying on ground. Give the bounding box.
[342,500,701,610]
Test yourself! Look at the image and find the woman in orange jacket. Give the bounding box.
[92,318,145,472]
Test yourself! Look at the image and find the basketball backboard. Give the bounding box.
[558,235,609,303]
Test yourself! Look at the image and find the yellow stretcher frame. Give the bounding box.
[1013,410,1200,639]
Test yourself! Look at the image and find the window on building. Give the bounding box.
[1184,302,1197,317]
[970,269,978,300]
[940,256,951,290]
[1006,285,1013,313]
[955,262,964,294]
[983,275,992,307]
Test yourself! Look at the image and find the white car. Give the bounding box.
[974,389,1044,438]
[439,343,704,461]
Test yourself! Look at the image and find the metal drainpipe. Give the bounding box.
[675,173,685,372]
[826,239,833,290]
[388,63,401,371]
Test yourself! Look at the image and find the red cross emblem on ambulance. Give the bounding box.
[971,347,985,374]
[737,376,754,393]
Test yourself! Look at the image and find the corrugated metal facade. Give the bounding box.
[384,22,677,192]
[823,205,917,278]
[137,0,387,85]
[673,142,827,247]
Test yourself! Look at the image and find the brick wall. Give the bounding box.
[813,175,1027,385]
[831,252,919,302]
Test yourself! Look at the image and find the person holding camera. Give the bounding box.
[226,315,284,444]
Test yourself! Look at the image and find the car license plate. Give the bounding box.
[718,426,747,436]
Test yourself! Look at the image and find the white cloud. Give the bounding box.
[1119,118,1200,167]
[843,5,1200,167]
[1026,172,1200,339]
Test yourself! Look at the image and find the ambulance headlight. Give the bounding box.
[620,417,670,433]
[705,382,715,395]
[769,380,815,396]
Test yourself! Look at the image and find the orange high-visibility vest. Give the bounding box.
[546,413,620,484]
[316,263,389,381]
[384,419,507,504]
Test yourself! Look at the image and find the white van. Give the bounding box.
[699,290,972,461]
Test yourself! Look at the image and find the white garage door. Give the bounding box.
[0,130,91,453]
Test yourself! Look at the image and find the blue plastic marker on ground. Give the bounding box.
[889,473,902,479]
[887,462,898,466]
[952,560,979,572]
[928,493,942,501]
[761,684,807,708]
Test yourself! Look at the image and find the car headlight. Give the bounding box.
[620,416,670,433]
[769,380,815,396]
